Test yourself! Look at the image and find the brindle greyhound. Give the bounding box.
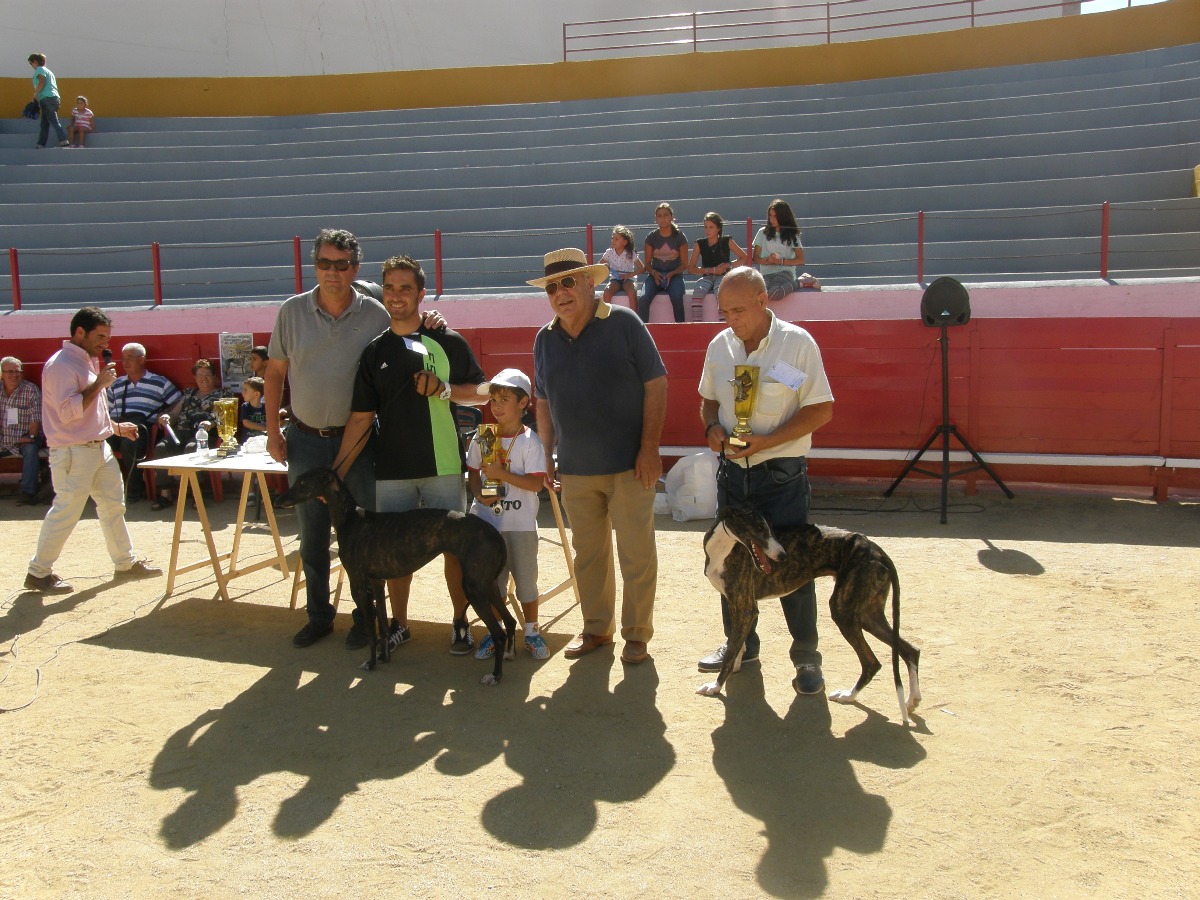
[698,505,921,725]
[276,467,517,685]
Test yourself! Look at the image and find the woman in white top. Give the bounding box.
[752,199,807,301]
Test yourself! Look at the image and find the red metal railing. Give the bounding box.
[1100,200,1110,280]
[8,247,20,311]
[292,236,304,294]
[5,199,1196,310]
[562,0,1104,60]
[151,242,163,306]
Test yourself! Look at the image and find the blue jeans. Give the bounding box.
[4,441,42,495]
[377,475,465,514]
[287,425,376,628]
[37,96,67,146]
[639,273,686,323]
[716,456,820,667]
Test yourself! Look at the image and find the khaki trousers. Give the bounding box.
[559,469,657,643]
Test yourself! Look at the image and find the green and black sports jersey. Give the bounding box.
[350,326,484,481]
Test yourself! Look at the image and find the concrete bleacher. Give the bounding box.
[1,42,1198,308]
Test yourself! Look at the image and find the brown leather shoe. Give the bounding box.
[621,640,649,664]
[564,632,613,659]
[114,560,163,580]
[24,572,74,593]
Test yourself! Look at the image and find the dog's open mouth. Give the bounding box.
[751,540,772,575]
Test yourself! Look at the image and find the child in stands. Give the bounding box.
[688,211,747,321]
[466,368,549,660]
[752,198,820,300]
[68,96,95,148]
[239,376,267,442]
[640,201,689,322]
[600,225,642,308]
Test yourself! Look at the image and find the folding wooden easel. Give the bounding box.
[502,487,580,629]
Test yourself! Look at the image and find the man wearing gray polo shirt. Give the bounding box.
[266,229,390,648]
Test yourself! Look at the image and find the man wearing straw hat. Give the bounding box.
[530,248,667,665]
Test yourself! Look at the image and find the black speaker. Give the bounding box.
[920,276,971,327]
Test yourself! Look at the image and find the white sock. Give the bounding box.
[525,622,539,637]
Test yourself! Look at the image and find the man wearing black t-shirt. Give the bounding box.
[335,255,486,656]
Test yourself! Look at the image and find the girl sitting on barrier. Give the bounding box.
[752,199,820,301]
[600,225,642,308]
[687,211,748,321]
[640,201,689,323]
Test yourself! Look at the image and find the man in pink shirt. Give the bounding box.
[26,307,161,593]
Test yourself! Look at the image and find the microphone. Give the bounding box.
[102,349,112,364]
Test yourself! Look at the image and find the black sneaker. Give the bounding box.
[450,618,473,656]
[793,663,825,695]
[293,621,333,648]
[697,641,759,673]
[377,620,412,660]
[17,492,39,507]
[345,621,370,650]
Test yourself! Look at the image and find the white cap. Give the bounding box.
[477,367,531,397]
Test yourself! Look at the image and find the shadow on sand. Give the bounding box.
[711,667,926,898]
[89,598,674,850]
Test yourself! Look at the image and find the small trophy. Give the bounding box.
[476,424,505,514]
[213,398,241,457]
[728,365,759,448]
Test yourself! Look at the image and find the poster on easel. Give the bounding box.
[218,332,254,391]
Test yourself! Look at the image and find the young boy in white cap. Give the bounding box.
[466,368,549,659]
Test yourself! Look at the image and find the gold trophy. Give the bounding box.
[213,398,240,457]
[477,424,505,514]
[728,365,759,448]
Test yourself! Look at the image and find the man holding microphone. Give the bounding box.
[25,307,161,593]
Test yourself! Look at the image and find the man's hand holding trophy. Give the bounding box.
[728,364,759,449]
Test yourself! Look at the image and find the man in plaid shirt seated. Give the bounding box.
[1,356,43,506]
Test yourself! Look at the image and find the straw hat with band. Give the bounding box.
[527,248,609,290]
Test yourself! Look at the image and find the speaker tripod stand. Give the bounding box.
[884,323,1013,523]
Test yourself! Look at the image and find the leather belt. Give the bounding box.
[740,455,807,475]
[290,418,345,438]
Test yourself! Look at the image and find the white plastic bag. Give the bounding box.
[663,450,719,522]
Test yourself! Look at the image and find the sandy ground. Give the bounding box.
[1,479,1198,899]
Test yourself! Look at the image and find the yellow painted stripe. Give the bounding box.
[2,1,1196,117]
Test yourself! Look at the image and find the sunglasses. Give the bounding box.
[315,258,355,271]
[544,275,578,296]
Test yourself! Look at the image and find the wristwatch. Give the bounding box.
[438,381,453,401]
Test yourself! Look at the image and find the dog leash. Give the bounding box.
[328,421,373,479]
[717,446,755,510]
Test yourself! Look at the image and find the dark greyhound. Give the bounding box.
[698,505,921,725]
[275,467,517,685]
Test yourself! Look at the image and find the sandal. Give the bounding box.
[150,493,172,511]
